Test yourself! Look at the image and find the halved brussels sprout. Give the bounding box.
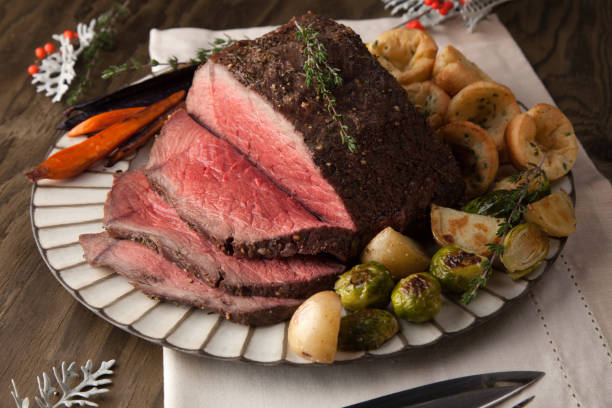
[501,223,549,279]
[338,309,399,351]
[462,190,516,218]
[391,272,441,323]
[334,262,395,311]
[430,244,487,293]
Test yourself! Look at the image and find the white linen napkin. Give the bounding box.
[151,15,612,408]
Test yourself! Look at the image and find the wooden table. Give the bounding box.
[1,1,609,406]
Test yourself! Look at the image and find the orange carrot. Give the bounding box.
[26,90,185,182]
[106,113,167,166]
[67,107,146,137]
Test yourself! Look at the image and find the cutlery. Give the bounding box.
[344,371,544,408]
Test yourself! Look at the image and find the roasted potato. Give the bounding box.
[288,291,342,363]
[505,103,578,180]
[361,227,430,280]
[402,81,450,129]
[524,190,576,237]
[436,120,499,198]
[446,81,521,154]
[368,28,438,85]
[430,204,504,256]
[432,45,491,96]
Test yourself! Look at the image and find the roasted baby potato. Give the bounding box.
[361,227,430,280]
[391,272,442,323]
[368,28,438,85]
[402,81,450,129]
[501,223,549,279]
[431,204,504,257]
[446,81,521,154]
[334,262,395,311]
[338,309,399,351]
[524,190,576,237]
[436,120,499,198]
[288,291,342,363]
[432,45,491,96]
[430,245,488,293]
[505,103,578,180]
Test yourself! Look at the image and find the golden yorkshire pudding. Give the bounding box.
[505,103,578,180]
[432,45,491,96]
[445,81,520,155]
[368,28,438,85]
[402,81,450,129]
[436,121,499,198]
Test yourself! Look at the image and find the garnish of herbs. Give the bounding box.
[67,1,131,105]
[294,21,356,153]
[101,37,236,79]
[461,156,547,304]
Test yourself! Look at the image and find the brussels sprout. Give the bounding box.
[462,190,516,218]
[334,262,395,311]
[391,273,441,323]
[501,223,549,279]
[493,172,551,203]
[338,309,399,351]
[430,245,487,293]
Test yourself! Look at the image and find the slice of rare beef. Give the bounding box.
[186,12,464,247]
[146,108,355,260]
[104,170,344,298]
[79,233,303,326]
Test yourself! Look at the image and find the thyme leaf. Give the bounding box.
[101,36,235,79]
[294,21,356,152]
[461,156,547,304]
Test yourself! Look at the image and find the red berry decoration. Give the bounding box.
[443,1,454,9]
[28,65,39,75]
[35,47,46,59]
[424,0,434,5]
[431,2,440,10]
[43,42,55,54]
[63,30,74,39]
[405,20,426,31]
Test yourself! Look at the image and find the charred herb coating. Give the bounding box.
[430,244,488,293]
[391,272,441,322]
[334,262,394,311]
[338,309,399,351]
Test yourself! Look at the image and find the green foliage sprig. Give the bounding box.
[294,21,356,152]
[461,158,547,304]
[101,37,236,79]
[66,2,130,105]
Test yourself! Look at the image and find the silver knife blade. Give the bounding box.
[344,371,544,408]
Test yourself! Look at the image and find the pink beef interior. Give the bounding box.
[186,63,356,231]
[146,109,329,244]
[104,170,343,297]
[79,233,302,326]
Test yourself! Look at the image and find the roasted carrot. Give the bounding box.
[67,107,146,137]
[106,113,166,166]
[25,90,185,182]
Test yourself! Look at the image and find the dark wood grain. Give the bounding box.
[0,1,610,407]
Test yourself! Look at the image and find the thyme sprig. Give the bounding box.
[101,37,236,79]
[66,1,130,105]
[461,158,547,304]
[294,22,356,152]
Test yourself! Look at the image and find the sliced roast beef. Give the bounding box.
[80,233,303,326]
[186,12,464,247]
[104,170,344,298]
[145,108,355,259]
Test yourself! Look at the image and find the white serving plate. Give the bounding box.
[30,132,574,365]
